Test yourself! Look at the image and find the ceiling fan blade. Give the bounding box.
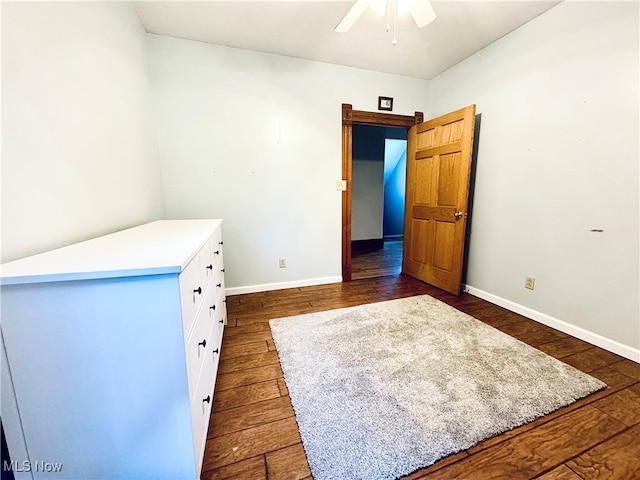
[335,0,369,33]
[410,0,437,28]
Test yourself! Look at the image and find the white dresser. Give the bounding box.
[0,220,226,479]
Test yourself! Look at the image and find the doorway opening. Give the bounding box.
[341,104,423,282]
[351,126,408,280]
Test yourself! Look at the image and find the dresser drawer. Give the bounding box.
[185,283,216,396]
[190,337,217,474]
[179,261,204,335]
[200,239,216,286]
[179,243,215,338]
[214,289,227,338]
[210,231,224,271]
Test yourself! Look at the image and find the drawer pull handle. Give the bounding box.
[219,319,224,324]
[203,395,211,404]
[216,283,222,288]
[210,305,216,311]
[221,268,225,273]
[193,287,202,295]
[198,339,207,348]
[206,264,213,270]
[212,348,219,355]
[214,250,220,255]
[219,241,224,246]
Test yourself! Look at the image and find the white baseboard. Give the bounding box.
[464,285,640,363]
[226,276,343,296]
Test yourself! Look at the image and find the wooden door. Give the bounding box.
[402,105,476,295]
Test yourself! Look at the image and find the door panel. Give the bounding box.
[434,221,455,271]
[402,105,476,295]
[438,152,461,206]
[410,219,430,265]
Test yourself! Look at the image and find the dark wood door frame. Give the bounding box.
[341,104,424,282]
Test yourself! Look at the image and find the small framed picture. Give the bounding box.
[378,96,393,111]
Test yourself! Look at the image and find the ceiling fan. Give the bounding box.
[335,0,437,38]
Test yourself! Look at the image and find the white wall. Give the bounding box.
[352,125,385,241]
[427,1,639,356]
[1,2,165,263]
[352,158,384,241]
[147,34,430,292]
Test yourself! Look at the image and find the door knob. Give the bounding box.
[454,211,464,220]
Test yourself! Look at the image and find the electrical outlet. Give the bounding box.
[336,180,347,191]
[525,276,535,290]
[279,258,286,268]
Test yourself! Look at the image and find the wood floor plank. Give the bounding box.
[226,295,241,306]
[218,351,280,375]
[223,322,271,338]
[588,365,638,391]
[212,380,282,412]
[493,317,546,337]
[363,289,424,303]
[561,347,624,373]
[308,296,370,309]
[534,464,584,479]
[404,451,469,479]
[608,359,640,380]
[215,363,283,391]
[512,327,567,347]
[220,341,269,360]
[209,396,294,438]
[566,424,640,479]
[463,304,511,320]
[229,302,273,316]
[297,282,357,295]
[420,406,626,479]
[260,293,320,308]
[591,387,640,427]
[475,310,524,328]
[277,378,289,397]
[202,417,301,471]
[265,443,312,480]
[234,307,317,326]
[444,293,486,309]
[231,314,273,325]
[536,337,595,359]
[222,330,274,347]
[200,455,266,480]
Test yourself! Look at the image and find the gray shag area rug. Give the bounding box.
[269,294,606,480]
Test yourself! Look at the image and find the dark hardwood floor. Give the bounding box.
[351,239,403,280]
[202,274,640,480]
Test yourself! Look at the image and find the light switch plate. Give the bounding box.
[336,180,347,191]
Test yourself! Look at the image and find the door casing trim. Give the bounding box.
[341,104,423,282]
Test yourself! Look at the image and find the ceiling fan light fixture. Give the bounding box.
[335,0,436,36]
[408,0,437,28]
[397,0,420,15]
[366,0,388,15]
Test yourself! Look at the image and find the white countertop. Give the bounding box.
[0,219,222,286]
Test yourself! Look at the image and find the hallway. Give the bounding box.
[351,239,403,280]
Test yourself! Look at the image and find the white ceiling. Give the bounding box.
[134,0,561,80]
